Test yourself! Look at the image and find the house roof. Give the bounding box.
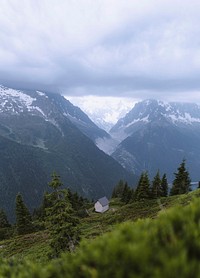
[98,196,109,206]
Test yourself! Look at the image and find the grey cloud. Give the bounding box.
[0,0,200,102]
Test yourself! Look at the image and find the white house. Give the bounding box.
[95,196,109,213]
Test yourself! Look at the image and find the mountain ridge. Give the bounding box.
[0,85,110,143]
[110,99,200,137]
[110,99,200,182]
[0,85,135,220]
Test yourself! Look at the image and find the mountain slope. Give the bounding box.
[111,99,200,181]
[0,86,110,142]
[57,96,110,142]
[0,85,135,220]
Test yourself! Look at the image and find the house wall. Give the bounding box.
[95,201,103,212]
[101,204,109,213]
[95,201,109,213]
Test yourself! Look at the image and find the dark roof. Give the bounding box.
[98,196,109,206]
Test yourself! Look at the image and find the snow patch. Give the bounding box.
[32,106,46,117]
[168,113,200,124]
[36,91,48,98]
[125,115,149,128]
[0,86,36,108]
[0,86,48,118]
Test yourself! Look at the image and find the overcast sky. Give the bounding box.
[1,0,200,103]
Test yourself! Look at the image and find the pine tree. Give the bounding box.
[15,193,34,235]
[68,190,83,211]
[130,188,135,201]
[161,174,168,197]
[121,182,132,203]
[134,173,144,199]
[135,172,150,200]
[32,191,52,222]
[151,171,162,199]
[0,209,12,240]
[0,209,10,228]
[41,191,54,220]
[112,180,125,198]
[49,171,63,190]
[67,189,89,217]
[46,172,80,257]
[170,160,191,196]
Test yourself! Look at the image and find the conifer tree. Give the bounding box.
[130,188,135,201]
[121,182,132,203]
[112,180,125,198]
[151,171,162,199]
[67,189,89,217]
[15,193,34,235]
[41,191,54,219]
[46,172,80,257]
[134,173,144,200]
[68,190,84,211]
[161,174,168,197]
[32,192,53,222]
[170,160,191,196]
[0,209,11,240]
[0,209,10,228]
[135,172,150,200]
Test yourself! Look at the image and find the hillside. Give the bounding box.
[1,189,200,264]
[0,86,135,220]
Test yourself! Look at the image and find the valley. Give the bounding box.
[1,85,200,220]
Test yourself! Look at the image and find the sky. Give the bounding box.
[1,0,200,111]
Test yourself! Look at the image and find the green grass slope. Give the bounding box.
[80,189,200,239]
[0,190,200,277]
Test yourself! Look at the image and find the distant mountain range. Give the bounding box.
[110,99,200,182]
[2,85,200,219]
[0,85,135,220]
[67,97,134,132]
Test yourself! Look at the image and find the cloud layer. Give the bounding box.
[0,0,200,101]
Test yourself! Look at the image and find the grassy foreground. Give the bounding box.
[0,190,200,277]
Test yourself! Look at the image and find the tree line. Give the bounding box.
[112,159,192,204]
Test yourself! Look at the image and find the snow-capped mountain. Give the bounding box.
[111,99,200,182]
[67,96,135,132]
[0,85,134,220]
[110,99,200,138]
[0,85,109,143]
